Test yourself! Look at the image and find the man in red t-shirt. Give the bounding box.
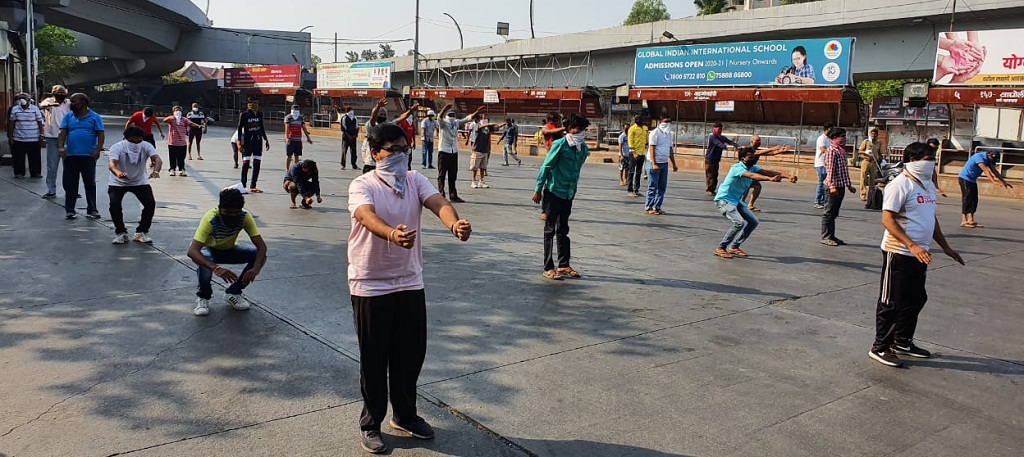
[399,114,417,170]
[125,107,165,147]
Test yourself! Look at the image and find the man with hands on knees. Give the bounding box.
[187,188,268,317]
[346,123,470,454]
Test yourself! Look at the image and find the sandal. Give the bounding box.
[749,206,761,212]
[646,209,659,215]
[557,267,581,278]
[714,248,733,259]
[543,269,563,280]
[248,188,263,193]
[289,203,297,209]
[727,247,748,257]
[821,239,839,247]
[655,209,666,215]
[197,156,204,160]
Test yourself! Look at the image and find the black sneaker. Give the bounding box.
[86,211,101,219]
[360,430,387,454]
[65,212,77,220]
[868,349,903,367]
[893,342,932,358]
[42,193,56,199]
[389,417,435,439]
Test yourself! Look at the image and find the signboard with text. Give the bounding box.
[634,38,853,87]
[223,65,301,89]
[317,62,393,89]
[932,29,1024,86]
[870,96,949,121]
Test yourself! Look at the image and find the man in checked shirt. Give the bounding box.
[821,127,856,246]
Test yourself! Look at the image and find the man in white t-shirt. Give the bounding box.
[869,142,963,368]
[435,103,483,202]
[107,126,163,244]
[813,123,833,209]
[346,123,471,454]
[644,117,679,214]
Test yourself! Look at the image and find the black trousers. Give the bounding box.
[704,159,721,193]
[342,137,358,167]
[240,145,262,188]
[10,140,42,177]
[627,154,645,193]
[143,135,156,148]
[63,156,97,214]
[958,178,978,215]
[108,185,156,234]
[821,187,846,241]
[873,251,928,352]
[352,289,427,432]
[437,151,459,197]
[542,189,573,271]
[168,145,187,171]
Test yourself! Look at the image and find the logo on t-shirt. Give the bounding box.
[916,195,937,205]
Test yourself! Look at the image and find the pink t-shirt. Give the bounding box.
[166,117,196,146]
[347,171,439,297]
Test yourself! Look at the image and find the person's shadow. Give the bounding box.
[515,438,698,457]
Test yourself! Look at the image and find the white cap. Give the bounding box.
[427,110,436,116]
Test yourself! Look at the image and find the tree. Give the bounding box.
[310,54,322,69]
[624,0,671,25]
[855,79,928,105]
[378,43,395,59]
[162,71,190,85]
[345,51,360,62]
[35,25,77,85]
[694,0,728,15]
[360,49,379,61]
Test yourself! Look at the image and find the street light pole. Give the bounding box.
[26,0,34,97]
[414,0,420,87]
[442,12,463,50]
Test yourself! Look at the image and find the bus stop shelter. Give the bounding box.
[928,87,1024,181]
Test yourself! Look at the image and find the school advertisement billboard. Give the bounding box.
[932,29,1024,86]
[316,62,393,89]
[633,38,854,87]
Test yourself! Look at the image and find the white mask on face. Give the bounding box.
[292,110,300,118]
[193,108,199,113]
[18,99,27,107]
[174,111,182,120]
[346,110,355,119]
[565,132,586,150]
[375,152,409,197]
[904,160,935,183]
[659,122,671,132]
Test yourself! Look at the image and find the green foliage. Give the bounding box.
[34,25,78,85]
[624,0,671,25]
[378,44,395,59]
[162,71,190,85]
[360,49,379,61]
[310,54,322,69]
[694,0,728,16]
[855,79,928,105]
[94,82,124,92]
[345,51,360,62]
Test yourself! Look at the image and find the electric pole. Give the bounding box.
[414,0,420,87]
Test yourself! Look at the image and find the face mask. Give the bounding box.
[192,108,199,113]
[174,111,182,120]
[375,152,409,197]
[831,137,847,148]
[347,110,355,119]
[904,160,935,182]
[219,211,244,228]
[18,99,27,107]
[565,132,586,150]
[659,122,671,131]
[376,116,387,124]
[713,127,722,135]
[143,115,150,122]
[292,110,300,118]
[54,94,66,102]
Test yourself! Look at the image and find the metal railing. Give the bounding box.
[723,133,803,163]
[975,146,1024,181]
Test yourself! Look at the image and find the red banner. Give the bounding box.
[224,65,302,89]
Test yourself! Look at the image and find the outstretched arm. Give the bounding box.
[424,194,471,241]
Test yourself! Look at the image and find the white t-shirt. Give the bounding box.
[10,104,44,141]
[880,173,937,256]
[814,134,829,168]
[468,121,479,145]
[648,127,675,163]
[347,171,439,297]
[230,130,238,143]
[361,119,381,166]
[108,140,158,187]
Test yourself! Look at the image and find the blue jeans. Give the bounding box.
[44,138,60,194]
[195,244,258,299]
[716,201,759,249]
[421,139,434,167]
[814,166,827,205]
[645,161,669,210]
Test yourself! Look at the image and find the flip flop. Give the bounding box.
[557,267,581,279]
[749,206,761,212]
[655,209,666,215]
[289,203,297,209]
[714,248,733,259]
[646,209,659,215]
[960,222,974,228]
[543,270,563,280]
[727,247,748,257]
[197,156,204,160]
[248,188,263,193]
[970,222,984,228]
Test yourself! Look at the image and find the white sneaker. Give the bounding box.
[471,181,479,188]
[168,170,177,176]
[178,170,188,177]
[193,298,210,316]
[479,181,490,188]
[112,233,130,244]
[133,232,152,243]
[224,292,250,311]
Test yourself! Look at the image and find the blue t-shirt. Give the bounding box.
[714,162,761,206]
[958,152,994,182]
[60,109,104,156]
[505,125,518,145]
[619,132,629,156]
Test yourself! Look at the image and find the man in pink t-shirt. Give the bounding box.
[346,123,471,454]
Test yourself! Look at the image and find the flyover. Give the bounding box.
[0,0,310,87]
[386,0,1024,89]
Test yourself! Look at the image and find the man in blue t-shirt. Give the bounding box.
[957,150,1013,228]
[713,147,796,258]
[58,93,105,219]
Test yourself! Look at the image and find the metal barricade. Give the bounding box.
[723,133,802,163]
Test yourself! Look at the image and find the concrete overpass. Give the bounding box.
[386,0,1024,90]
[0,0,310,86]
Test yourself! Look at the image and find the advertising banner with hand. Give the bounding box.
[933,29,1024,86]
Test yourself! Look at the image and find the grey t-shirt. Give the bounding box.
[108,140,158,187]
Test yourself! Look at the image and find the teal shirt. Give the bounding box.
[714,162,761,206]
[535,137,589,200]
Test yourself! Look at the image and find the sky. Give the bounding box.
[191,1,699,63]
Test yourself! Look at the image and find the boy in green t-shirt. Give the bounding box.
[186,188,268,316]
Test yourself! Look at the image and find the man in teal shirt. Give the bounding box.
[713,147,796,259]
[533,114,590,280]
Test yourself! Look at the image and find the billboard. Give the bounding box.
[317,62,392,89]
[870,96,949,122]
[932,29,1024,86]
[223,65,301,89]
[634,38,854,87]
